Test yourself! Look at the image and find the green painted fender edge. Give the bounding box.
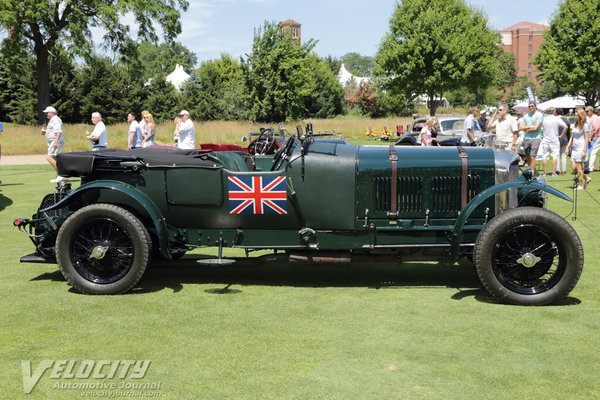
[40,180,172,260]
[449,181,572,265]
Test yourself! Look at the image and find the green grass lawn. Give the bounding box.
[1,163,599,399]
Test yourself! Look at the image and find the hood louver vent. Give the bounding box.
[373,175,482,216]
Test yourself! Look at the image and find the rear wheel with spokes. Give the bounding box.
[56,204,151,294]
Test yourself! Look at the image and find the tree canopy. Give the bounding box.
[244,21,343,122]
[374,0,499,115]
[535,0,600,106]
[340,52,374,76]
[0,0,188,123]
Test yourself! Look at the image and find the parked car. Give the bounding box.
[14,128,583,305]
[408,116,485,144]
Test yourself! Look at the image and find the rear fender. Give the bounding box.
[40,180,172,260]
[449,181,572,264]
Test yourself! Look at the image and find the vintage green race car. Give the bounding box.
[14,128,583,305]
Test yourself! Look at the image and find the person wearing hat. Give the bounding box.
[41,106,66,183]
[585,105,600,172]
[477,109,489,132]
[519,102,544,176]
[177,110,195,149]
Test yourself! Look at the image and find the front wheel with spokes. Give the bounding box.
[473,207,583,305]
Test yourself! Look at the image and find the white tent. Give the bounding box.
[166,64,191,90]
[537,95,585,111]
[337,63,369,86]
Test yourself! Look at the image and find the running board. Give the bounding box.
[20,252,57,264]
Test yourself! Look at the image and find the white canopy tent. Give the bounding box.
[337,63,369,86]
[537,95,585,111]
[166,64,191,90]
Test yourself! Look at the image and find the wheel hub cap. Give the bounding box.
[516,252,541,268]
[89,245,109,260]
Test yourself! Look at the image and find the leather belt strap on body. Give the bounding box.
[389,145,398,219]
[457,146,468,209]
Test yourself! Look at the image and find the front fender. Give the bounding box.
[40,180,172,260]
[449,181,572,264]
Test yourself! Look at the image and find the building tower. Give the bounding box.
[497,21,549,84]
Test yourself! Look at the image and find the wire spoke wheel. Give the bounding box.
[474,207,583,305]
[56,204,150,294]
[492,224,564,295]
[71,218,135,284]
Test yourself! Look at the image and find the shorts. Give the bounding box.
[47,140,64,156]
[541,141,560,159]
[523,139,541,158]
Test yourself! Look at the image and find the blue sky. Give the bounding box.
[178,0,560,63]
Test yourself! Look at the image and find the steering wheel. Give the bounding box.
[271,136,296,171]
[248,128,276,155]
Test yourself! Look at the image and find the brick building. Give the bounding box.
[498,21,549,83]
[280,19,301,43]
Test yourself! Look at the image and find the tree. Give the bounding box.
[138,40,197,77]
[340,52,374,76]
[535,0,600,106]
[0,0,188,124]
[181,54,249,121]
[244,21,342,122]
[374,0,499,116]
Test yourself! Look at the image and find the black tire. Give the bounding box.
[473,207,583,305]
[56,204,151,294]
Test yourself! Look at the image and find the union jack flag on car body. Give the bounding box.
[228,176,287,214]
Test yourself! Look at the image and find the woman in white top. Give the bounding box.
[142,113,156,147]
[420,117,436,146]
[565,109,591,190]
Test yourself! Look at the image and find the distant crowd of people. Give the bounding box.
[40,106,196,183]
[464,102,598,191]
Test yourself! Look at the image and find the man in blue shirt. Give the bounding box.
[519,102,544,176]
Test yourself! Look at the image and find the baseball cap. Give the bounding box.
[43,106,57,113]
[180,110,189,116]
[480,110,486,115]
[585,105,594,112]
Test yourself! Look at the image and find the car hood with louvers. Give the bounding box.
[356,146,496,220]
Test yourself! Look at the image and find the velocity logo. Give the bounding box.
[21,360,151,394]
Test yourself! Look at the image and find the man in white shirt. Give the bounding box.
[460,106,479,145]
[86,112,108,151]
[42,106,66,183]
[487,104,518,150]
[177,110,195,149]
[127,112,143,150]
[540,107,567,177]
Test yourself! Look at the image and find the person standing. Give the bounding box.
[142,113,156,147]
[540,107,567,177]
[477,110,489,132]
[565,108,591,190]
[460,106,479,145]
[177,110,195,149]
[42,106,66,183]
[519,102,544,176]
[585,106,600,172]
[172,113,181,146]
[487,104,518,150]
[86,112,107,151]
[127,112,143,150]
[420,117,435,146]
[557,109,571,174]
